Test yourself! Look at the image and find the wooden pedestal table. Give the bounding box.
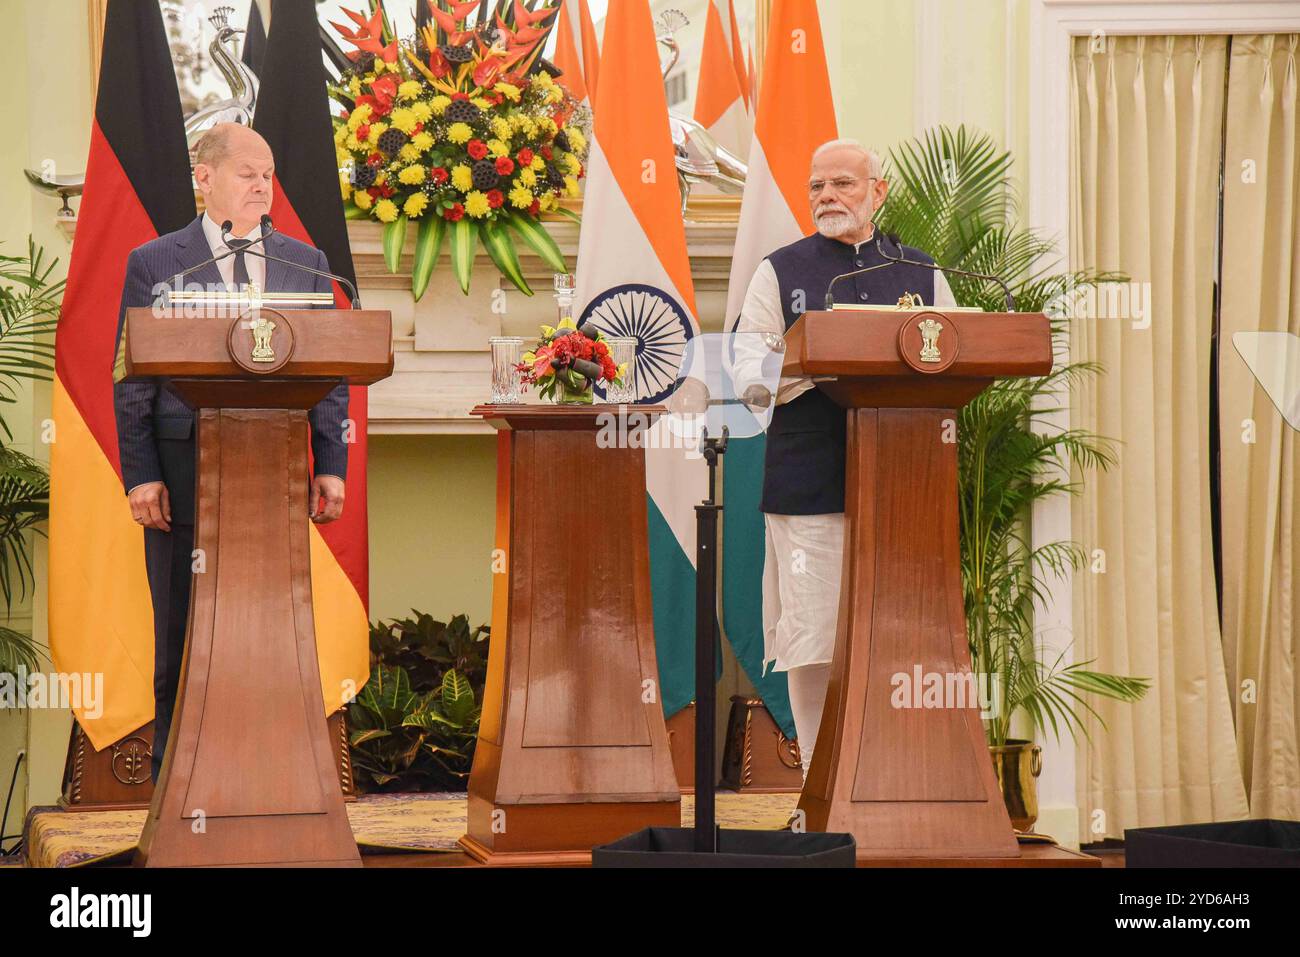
[785,309,1052,863]
[461,405,681,865]
[119,305,393,867]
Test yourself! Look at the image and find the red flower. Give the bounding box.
[444,203,465,221]
[367,186,381,198]
[495,156,515,175]
[356,124,371,141]
[379,182,396,198]
[467,140,489,160]
[540,146,553,161]
[486,189,505,209]
[340,110,351,122]
[451,92,470,101]
[528,199,540,216]
[517,148,534,166]
[429,166,449,185]
[412,122,424,134]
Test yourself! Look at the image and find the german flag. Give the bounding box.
[48,0,196,749]
[254,0,371,712]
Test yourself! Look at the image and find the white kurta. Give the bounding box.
[735,233,958,673]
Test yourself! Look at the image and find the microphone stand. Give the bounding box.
[693,424,728,853]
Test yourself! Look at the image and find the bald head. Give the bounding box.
[194,123,275,234]
[808,137,888,245]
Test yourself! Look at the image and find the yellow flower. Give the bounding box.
[339,172,353,201]
[374,198,400,223]
[347,103,372,130]
[389,108,418,134]
[397,143,418,163]
[534,71,554,89]
[464,190,491,218]
[508,185,533,209]
[353,189,374,211]
[334,124,349,145]
[564,175,580,197]
[451,164,474,191]
[398,80,423,100]
[545,87,563,104]
[348,76,362,98]
[486,138,509,158]
[518,167,538,188]
[564,127,587,153]
[430,95,452,115]
[563,153,582,175]
[537,116,557,135]
[346,133,364,151]
[539,193,559,212]
[398,165,426,186]
[411,101,433,123]
[530,154,546,171]
[494,82,521,102]
[447,122,473,144]
[367,121,388,146]
[412,131,434,153]
[336,145,352,166]
[471,97,491,110]
[491,116,512,140]
[403,193,429,218]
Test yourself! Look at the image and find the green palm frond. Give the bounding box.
[880,125,1148,747]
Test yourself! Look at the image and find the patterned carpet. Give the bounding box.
[20,791,798,868]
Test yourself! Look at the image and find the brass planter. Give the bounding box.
[989,739,1042,832]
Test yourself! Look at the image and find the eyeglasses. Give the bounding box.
[809,176,879,196]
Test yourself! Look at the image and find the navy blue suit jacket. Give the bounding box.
[113,215,350,524]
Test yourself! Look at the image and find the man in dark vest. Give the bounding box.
[734,139,955,779]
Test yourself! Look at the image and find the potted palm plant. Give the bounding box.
[876,127,1150,831]
[0,238,59,679]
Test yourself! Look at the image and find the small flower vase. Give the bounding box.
[553,369,594,405]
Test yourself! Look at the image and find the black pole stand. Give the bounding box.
[693,426,727,853]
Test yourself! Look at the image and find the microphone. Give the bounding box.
[230,215,363,309]
[822,229,1016,311]
[159,218,245,292]
[874,231,1016,311]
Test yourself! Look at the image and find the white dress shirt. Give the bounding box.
[201,211,267,291]
[734,229,957,406]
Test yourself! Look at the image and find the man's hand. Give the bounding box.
[128,481,171,532]
[741,384,773,410]
[310,474,345,524]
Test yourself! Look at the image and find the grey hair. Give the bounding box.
[194,123,252,168]
[811,138,882,178]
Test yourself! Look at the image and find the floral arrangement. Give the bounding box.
[328,1,590,299]
[517,317,626,405]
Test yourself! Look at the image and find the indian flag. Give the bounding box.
[574,0,704,719]
[694,0,751,159]
[721,0,838,737]
[553,0,601,108]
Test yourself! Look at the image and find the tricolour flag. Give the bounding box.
[694,0,751,159]
[553,0,595,107]
[720,0,838,737]
[255,0,371,714]
[574,0,704,718]
[726,0,751,113]
[48,0,198,748]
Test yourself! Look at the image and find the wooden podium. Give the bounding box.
[119,304,392,867]
[460,405,681,865]
[785,308,1051,863]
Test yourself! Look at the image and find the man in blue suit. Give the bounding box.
[113,123,350,783]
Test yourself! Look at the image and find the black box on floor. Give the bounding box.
[1125,819,1300,867]
[592,827,856,867]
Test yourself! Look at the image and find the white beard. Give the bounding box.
[815,211,856,238]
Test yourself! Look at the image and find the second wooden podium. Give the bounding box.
[786,308,1052,863]
[119,302,392,867]
[460,405,681,865]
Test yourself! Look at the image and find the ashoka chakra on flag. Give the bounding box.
[580,283,696,404]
